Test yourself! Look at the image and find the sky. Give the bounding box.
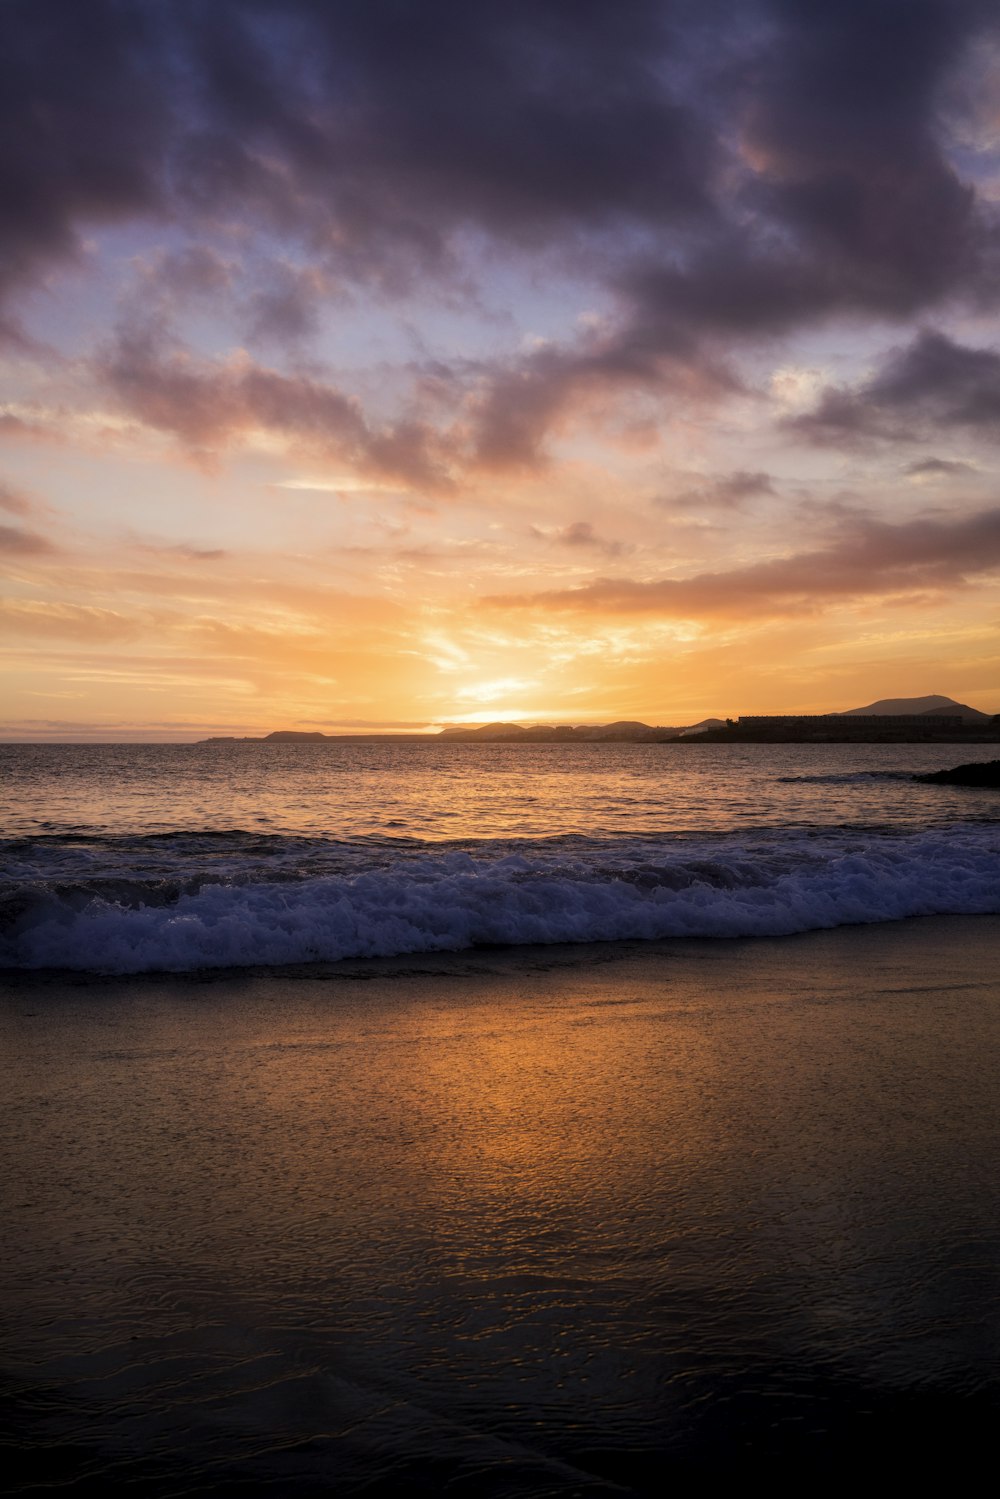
[3,0,1000,739]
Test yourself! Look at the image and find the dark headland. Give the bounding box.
[198,696,999,745]
[915,759,1000,787]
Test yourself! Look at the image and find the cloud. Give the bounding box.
[0,411,62,442]
[663,470,775,509]
[0,1,168,321]
[135,540,229,562]
[733,0,989,316]
[97,323,455,490]
[99,313,732,484]
[595,0,995,365]
[274,477,402,493]
[531,520,625,556]
[904,456,977,476]
[0,0,718,326]
[460,0,999,455]
[0,523,55,554]
[153,245,234,300]
[788,330,1000,445]
[294,718,434,730]
[0,598,137,639]
[3,0,1000,513]
[243,263,334,344]
[0,717,270,739]
[3,2,995,347]
[489,506,1000,618]
[0,482,34,517]
[175,0,719,266]
[555,520,622,553]
[467,328,737,471]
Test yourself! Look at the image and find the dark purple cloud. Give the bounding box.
[789,331,1000,445]
[151,246,234,301]
[904,456,976,476]
[489,506,1000,617]
[0,1,169,308]
[3,1,996,327]
[739,0,987,315]
[0,0,718,319]
[3,0,999,481]
[244,264,329,344]
[181,0,719,246]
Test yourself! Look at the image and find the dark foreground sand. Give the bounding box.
[2,916,999,1495]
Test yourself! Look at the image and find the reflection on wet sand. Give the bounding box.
[2,918,999,1492]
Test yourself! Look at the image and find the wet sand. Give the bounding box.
[2,916,999,1494]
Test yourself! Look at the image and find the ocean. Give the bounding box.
[2,739,999,972]
[2,740,999,1492]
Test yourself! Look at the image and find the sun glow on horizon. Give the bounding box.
[2,3,1000,738]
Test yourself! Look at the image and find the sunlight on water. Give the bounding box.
[1,739,996,841]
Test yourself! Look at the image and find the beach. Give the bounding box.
[6,1,1000,1484]
[3,914,998,1494]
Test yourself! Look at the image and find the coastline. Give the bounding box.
[3,914,998,1491]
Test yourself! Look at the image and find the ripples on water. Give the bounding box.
[1,738,998,841]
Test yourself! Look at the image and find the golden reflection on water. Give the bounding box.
[4,739,988,841]
[225,971,728,1282]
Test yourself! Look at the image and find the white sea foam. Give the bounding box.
[3,828,999,973]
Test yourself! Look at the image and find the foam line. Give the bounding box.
[4,828,998,973]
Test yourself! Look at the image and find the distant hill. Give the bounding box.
[261,730,329,741]
[437,720,689,742]
[198,698,996,747]
[839,694,990,722]
[679,718,726,736]
[438,721,533,739]
[201,723,696,744]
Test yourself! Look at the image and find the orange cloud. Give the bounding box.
[488,508,1000,618]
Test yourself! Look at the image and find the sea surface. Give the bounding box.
[3,741,999,1491]
[2,739,999,972]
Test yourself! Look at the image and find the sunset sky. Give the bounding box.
[3,0,1000,738]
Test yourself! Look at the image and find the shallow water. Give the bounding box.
[2,919,999,1492]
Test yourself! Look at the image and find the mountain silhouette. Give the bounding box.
[839,695,989,722]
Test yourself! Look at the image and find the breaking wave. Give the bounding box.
[3,826,999,974]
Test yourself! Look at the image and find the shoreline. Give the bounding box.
[5,908,1000,988]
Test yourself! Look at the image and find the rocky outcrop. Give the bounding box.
[915,760,1000,786]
